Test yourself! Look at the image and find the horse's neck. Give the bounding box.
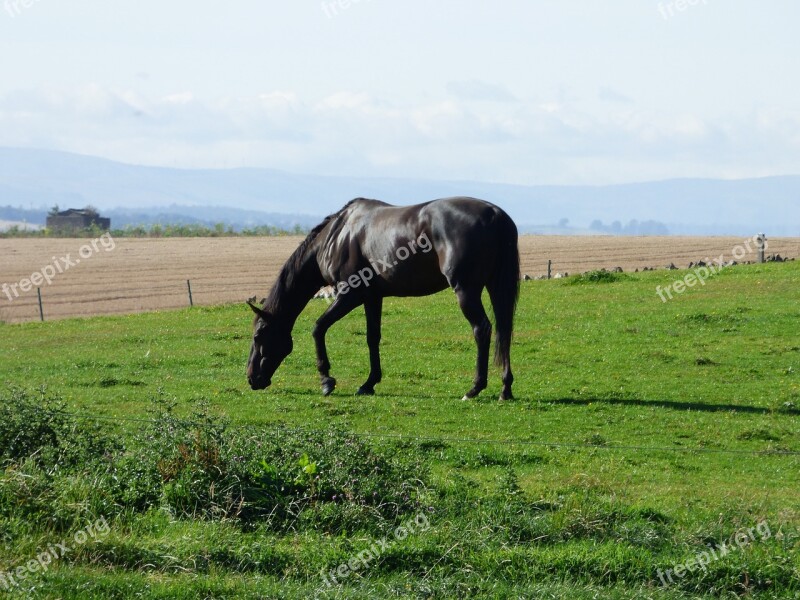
[269,250,324,328]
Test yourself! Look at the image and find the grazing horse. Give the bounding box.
[246,197,520,400]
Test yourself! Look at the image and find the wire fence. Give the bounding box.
[1,279,262,323]
[3,243,798,323]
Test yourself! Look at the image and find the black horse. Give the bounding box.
[247,197,520,400]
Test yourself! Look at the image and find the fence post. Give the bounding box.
[547,260,552,280]
[187,280,194,307]
[37,287,44,322]
[757,233,766,263]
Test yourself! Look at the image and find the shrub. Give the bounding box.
[107,395,428,532]
[0,389,429,535]
[0,386,115,470]
[568,269,631,284]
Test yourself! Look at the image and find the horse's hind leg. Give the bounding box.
[455,286,492,400]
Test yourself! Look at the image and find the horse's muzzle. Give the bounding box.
[249,377,272,391]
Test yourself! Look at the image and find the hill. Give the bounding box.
[1,147,799,235]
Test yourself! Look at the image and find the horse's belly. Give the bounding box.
[382,273,449,297]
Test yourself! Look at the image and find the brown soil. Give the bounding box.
[1,235,797,323]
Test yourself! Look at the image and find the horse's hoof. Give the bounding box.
[499,391,514,401]
[462,385,484,400]
[461,395,470,401]
[321,378,336,396]
[356,386,375,396]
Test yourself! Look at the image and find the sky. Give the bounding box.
[1,0,799,185]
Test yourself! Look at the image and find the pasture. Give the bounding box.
[0,257,799,598]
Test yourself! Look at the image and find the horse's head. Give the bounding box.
[246,301,293,390]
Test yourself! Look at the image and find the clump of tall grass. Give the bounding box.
[0,387,428,535]
[568,269,631,284]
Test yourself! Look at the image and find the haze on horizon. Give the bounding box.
[1,0,799,187]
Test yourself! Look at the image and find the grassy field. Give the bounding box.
[1,261,799,598]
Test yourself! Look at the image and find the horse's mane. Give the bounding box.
[262,199,361,313]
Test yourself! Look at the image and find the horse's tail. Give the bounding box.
[488,213,520,367]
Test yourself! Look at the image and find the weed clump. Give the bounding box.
[0,388,427,535]
[0,386,115,471]
[568,269,631,284]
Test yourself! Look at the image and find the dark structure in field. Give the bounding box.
[46,208,110,232]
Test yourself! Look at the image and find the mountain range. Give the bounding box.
[1,147,798,235]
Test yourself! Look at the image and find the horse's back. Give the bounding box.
[321,196,515,295]
[345,196,512,236]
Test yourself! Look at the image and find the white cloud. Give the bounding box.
[446,80,517,103]
[162,92,194,105]
[1,84,799,185]
[316,91,373,111]
[598,86,634,104]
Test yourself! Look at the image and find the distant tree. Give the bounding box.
[48,204,60,216]
[610,220,622,234]
[624,219,639,234]
[638,220,670,235]
[589,219,604,231]
[83,205,100,217]
[558,217,570,228]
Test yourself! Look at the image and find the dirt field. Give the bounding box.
[1,235,798,323]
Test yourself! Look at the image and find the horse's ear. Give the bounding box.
[247,301,271,321]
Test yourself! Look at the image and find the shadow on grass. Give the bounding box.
[269,389,800,415]
[546,397,800,416]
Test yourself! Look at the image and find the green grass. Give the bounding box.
[1,262,799,598]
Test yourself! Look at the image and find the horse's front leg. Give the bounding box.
[357,295,383,396]
[312,292,363,396]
